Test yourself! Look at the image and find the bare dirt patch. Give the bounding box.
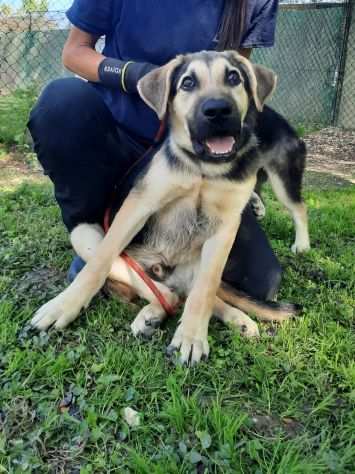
[304,127,355,187]
[0,147,45,191]
[249,413,304,439]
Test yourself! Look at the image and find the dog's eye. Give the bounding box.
[227,70,241,87]
[181,76,196,91]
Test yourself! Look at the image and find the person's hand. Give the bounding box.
[124,62,157,94]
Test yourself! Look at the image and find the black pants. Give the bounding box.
[28,78,282,300]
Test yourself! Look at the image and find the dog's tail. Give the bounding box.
[217,282,301,322]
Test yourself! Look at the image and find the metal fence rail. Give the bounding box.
[335,0,355,128]
[0,1,354,129]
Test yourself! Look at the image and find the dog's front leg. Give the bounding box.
[31,193,158,330]
[31,159,191,331]
[168,219,241,365]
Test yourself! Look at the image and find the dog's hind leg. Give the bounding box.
[265,141,310,253]
[267,171,310,253]
[130,303,168,338]
[71,223,179,336]
[250,169,268,219]
[255,168,268,197]
[213,296,259,338]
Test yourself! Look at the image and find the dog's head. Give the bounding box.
[138,51,277,164]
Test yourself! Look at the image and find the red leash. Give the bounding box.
[120,252,176,316]
[103,120,176,317]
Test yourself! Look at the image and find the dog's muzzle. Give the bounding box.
[190,97,242,162]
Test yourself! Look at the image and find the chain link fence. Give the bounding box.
[336,0,355,128]
[254,1,354,128]
[0,0,354,129]
[0,10,70,91]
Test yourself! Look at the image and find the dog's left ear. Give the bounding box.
[137,57,183,120]
[230,52,277,112]
[251,63,277,111]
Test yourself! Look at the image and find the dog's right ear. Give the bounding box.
[228,52,277,112]
[137,57,183,120]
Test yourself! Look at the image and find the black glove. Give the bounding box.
[98,57,156,94]
[124,61,156,93]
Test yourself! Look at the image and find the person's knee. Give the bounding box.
[28,78,97,144]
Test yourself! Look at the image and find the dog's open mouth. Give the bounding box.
[193,136,237,159]
[204,136,236,156]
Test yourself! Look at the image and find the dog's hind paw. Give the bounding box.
[250,192,266,220]
[131,303,166,338]
[231,313,260,338]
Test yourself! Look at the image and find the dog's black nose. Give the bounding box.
[202,99,233,121]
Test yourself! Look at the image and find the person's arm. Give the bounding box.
[62,26,155,93]
[62,26,103,82]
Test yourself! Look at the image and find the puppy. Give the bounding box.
[31,51,309,365]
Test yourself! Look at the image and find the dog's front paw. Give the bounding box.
[167,321,209,366]
[250,192,266,220]
[131,303,166,338]
[31,291,84,331]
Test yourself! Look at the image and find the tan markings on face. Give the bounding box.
[176,59,212,91]
[170,56,250,150]
[172,60,211,143]
[210,57,249,121]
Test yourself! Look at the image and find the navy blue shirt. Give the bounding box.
[67,0,278,141]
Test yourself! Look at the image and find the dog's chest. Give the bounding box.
[143,187,220,264]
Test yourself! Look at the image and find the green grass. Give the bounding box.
[0,89,38,147]
[294,123,324,138]
[0,179,354,473]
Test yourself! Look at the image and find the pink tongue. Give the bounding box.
[205,136,235,155]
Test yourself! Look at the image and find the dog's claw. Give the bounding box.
[239,319,260,338]
[168,323,209,365]
[30,290,84,331]
[145,318,162,328]
[131,304,165,339]
[166,344,178,357]
[31,305,60,331]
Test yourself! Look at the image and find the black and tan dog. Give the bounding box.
[31,51,310,364]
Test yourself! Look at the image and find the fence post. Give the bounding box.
[336,0,355,129]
